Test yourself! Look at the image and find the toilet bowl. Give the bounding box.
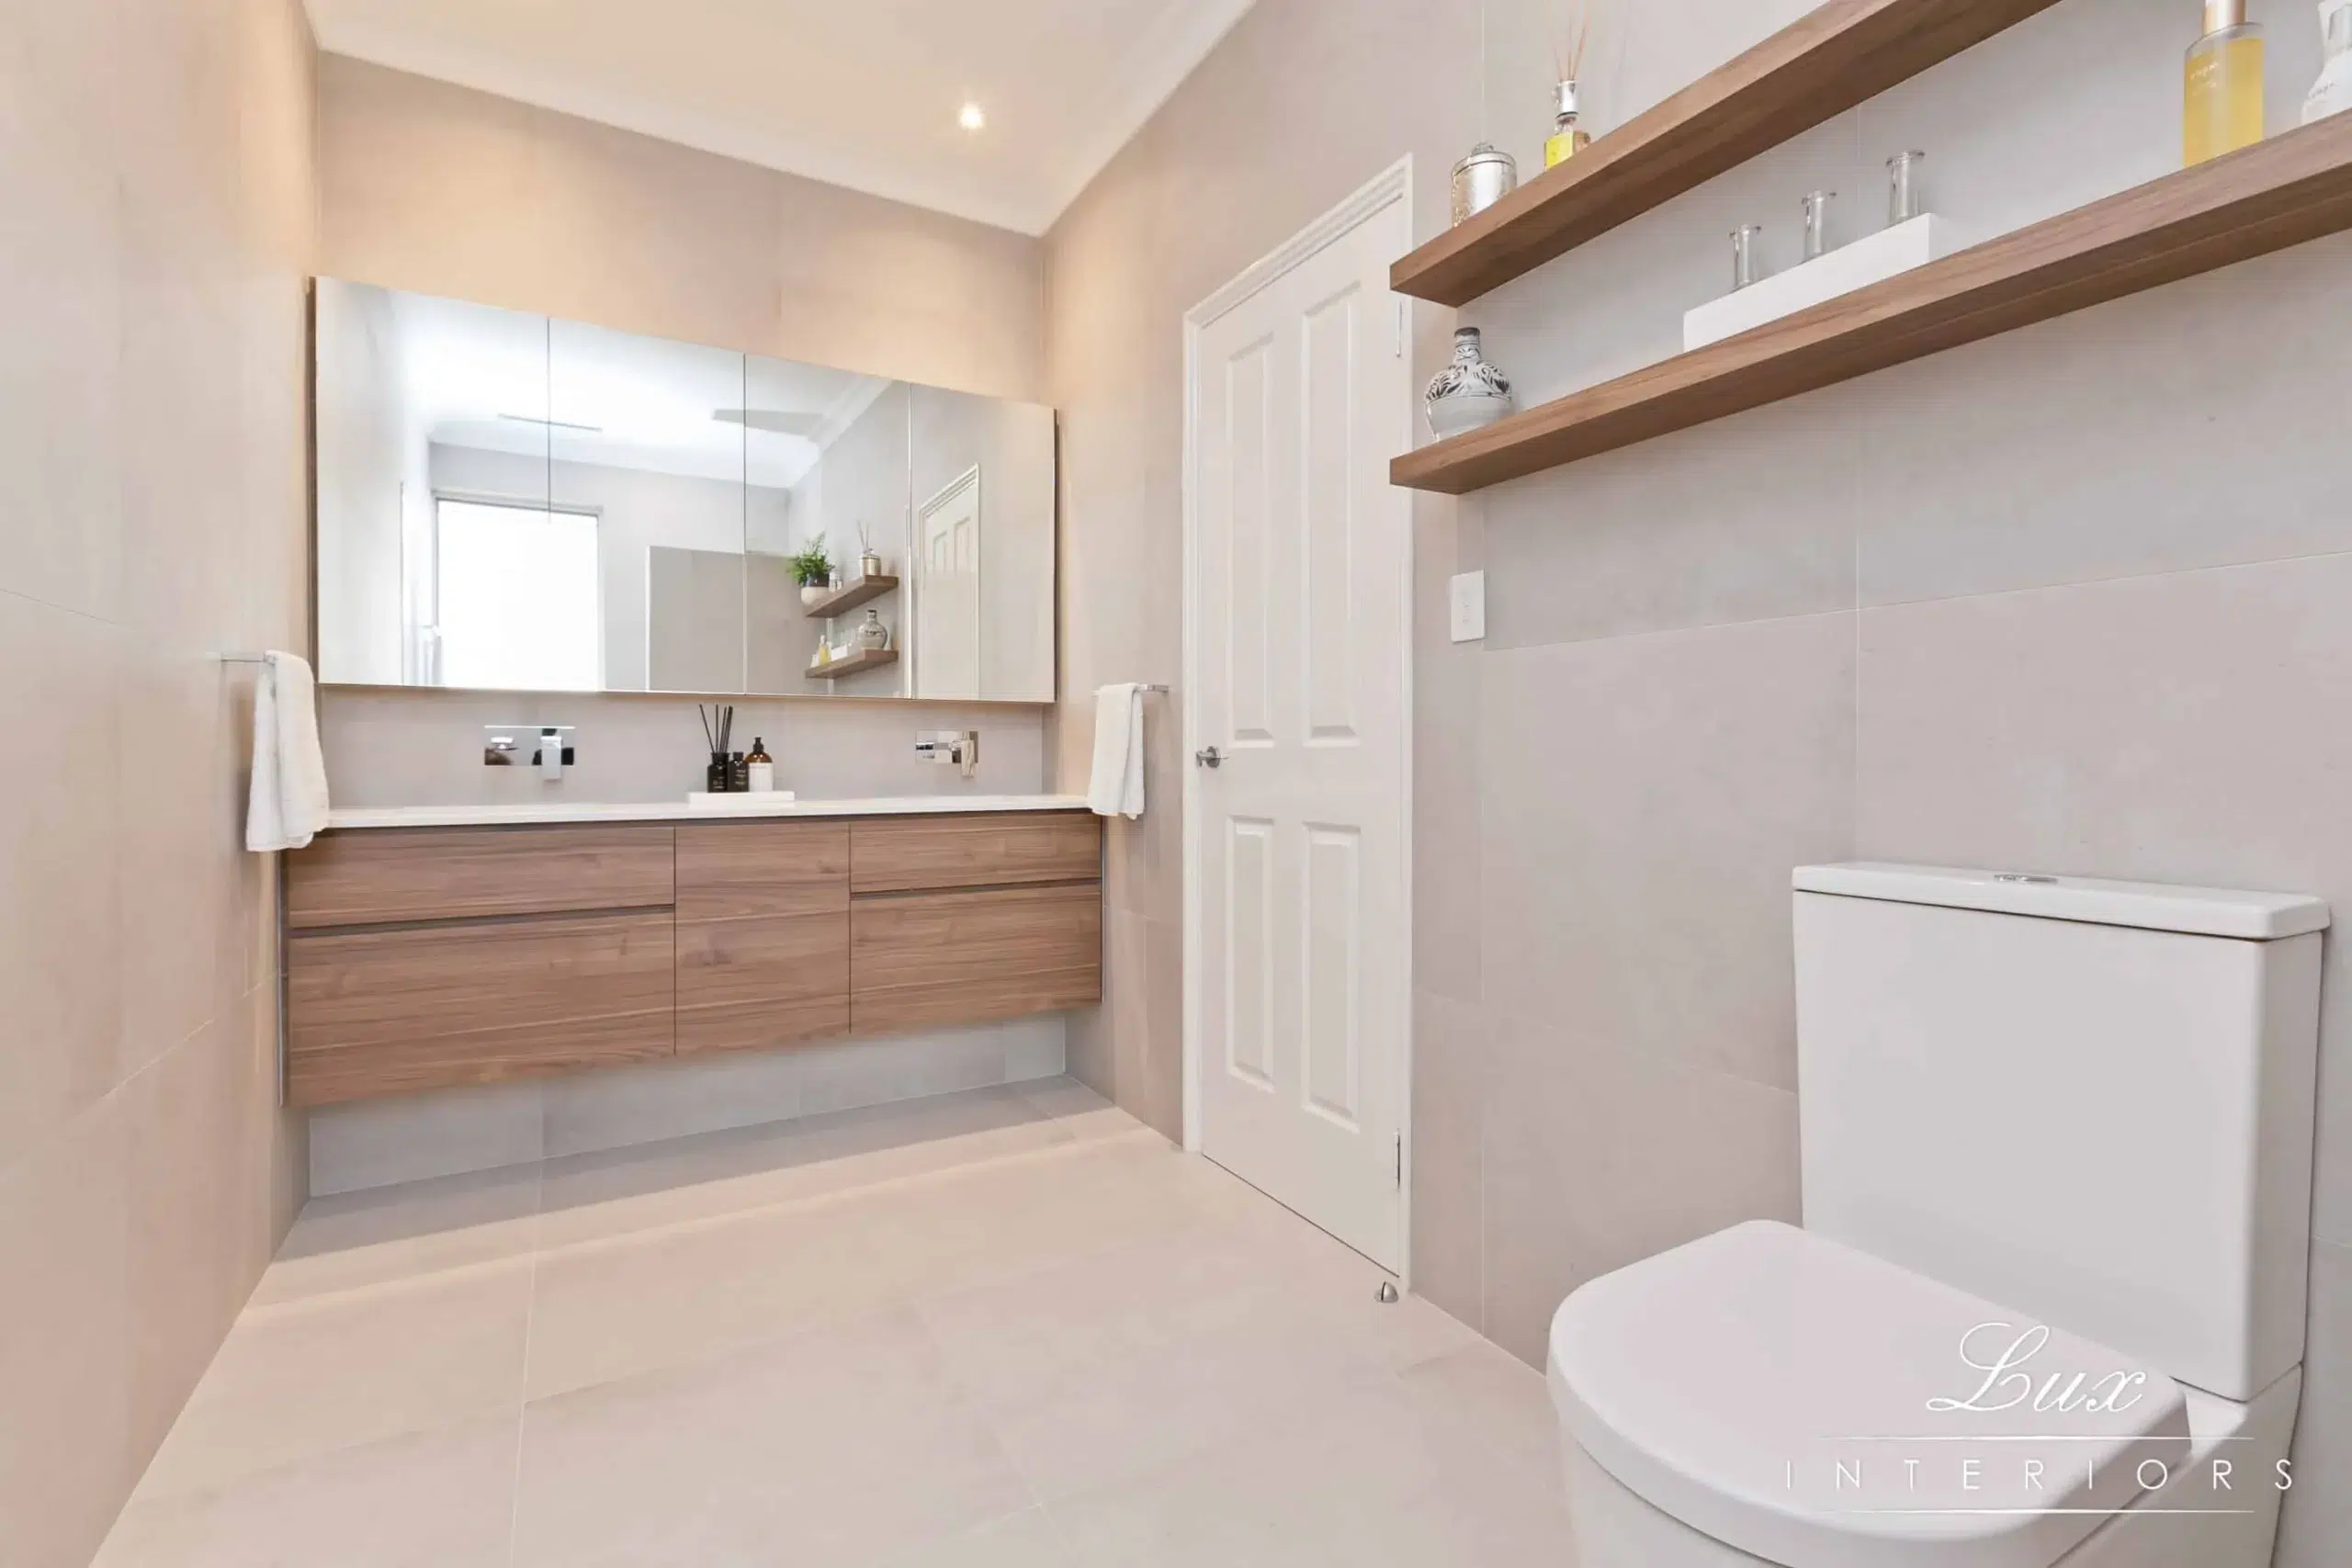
[1549,864,2327,1568]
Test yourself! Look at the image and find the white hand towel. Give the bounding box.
[1086,683,1147,820]
[245,651,332,852]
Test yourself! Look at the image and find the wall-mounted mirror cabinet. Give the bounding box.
[313,279,1057,702]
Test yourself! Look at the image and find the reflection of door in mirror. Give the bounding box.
[916,468,982,700]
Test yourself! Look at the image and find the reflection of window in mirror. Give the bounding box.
[434,499,602,692]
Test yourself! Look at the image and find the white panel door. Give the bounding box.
[1190,182,1410,1270]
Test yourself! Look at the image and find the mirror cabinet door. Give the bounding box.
[315,279,556,690]
[314,280,1057,703]
[547,319,749,694]
[745,356,910,697]
[910,387,1057,704]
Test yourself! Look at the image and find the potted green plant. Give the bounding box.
[790,536,834,606]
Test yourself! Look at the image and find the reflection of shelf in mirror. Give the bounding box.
[803,576,899,619]
[804,648,899,682]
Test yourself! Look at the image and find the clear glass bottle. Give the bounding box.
[1801,191,1837,262]
[1545,81,1591,169]
[1887,151,1928,226]
[2306,0,2352,124]
[2186,0,2266,166]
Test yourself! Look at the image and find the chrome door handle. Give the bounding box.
[1195,747,1224,769]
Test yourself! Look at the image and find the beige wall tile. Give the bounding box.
[314,55,553,317]
[0,1099,135,1568]
[0,595,125,1172]
[0,0,315,1558]
[123,1023,253,1474]
[316,686,1046,807]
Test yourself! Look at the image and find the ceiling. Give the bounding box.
[304,0,1261,235]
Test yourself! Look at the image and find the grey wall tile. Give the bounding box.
[1415,576,1485,1006]
[310,1083,548,1198]
[1481,614,1856,1095]
[1479,1007,1801,1368]
[1853,554,2352,1249]
[1856,234,2352,609]
[1411,989,1485,1332]
[1484,389,1863,650]
[2275,1240,2352,1566]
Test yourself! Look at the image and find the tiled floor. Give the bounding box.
[95,1078,1577,1566]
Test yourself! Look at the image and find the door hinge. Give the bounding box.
[1394,1133,1404,1187]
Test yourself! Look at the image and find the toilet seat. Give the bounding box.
[1548,1222,2192,1568]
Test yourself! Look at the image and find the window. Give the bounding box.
[434,499,602,691]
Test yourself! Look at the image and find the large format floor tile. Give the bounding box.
[100,1079,1577,1566]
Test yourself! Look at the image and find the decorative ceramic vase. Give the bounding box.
[799,583,825,607]
[1424,328,1515,438]
[856,609,890,652]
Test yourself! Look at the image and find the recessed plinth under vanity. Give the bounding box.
[282,800,1102,1108]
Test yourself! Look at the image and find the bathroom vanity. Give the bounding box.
[280,799,1101,1107]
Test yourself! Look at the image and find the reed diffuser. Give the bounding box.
[1548,6,1594,169]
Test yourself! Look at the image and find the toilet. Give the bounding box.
[1549,863,2329,1568]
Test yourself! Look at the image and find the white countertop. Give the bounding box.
[325,795,1093,830]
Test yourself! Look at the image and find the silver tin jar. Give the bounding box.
[1451,143,1518,226]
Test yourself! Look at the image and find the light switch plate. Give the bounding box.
[1450,571,1486,643]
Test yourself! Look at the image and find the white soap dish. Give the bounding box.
[1684,214,1962,352]
[687,791,797,810]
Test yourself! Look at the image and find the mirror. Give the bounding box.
[312,279,1057,703]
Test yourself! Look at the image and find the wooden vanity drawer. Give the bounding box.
[850,811,1101,895]
[676,914,850,1056]
[676,821,849,919]
[285,911,677,1106]
[286,826,677,929]
[675,820,852,1055]
[851,883,1102,1034]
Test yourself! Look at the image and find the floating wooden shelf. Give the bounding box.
[1392,118,2352,497]
[802,575,899,619]
[803,648,899,682]
[1393,0,2064,307]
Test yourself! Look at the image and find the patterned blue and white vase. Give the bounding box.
[1424,327,1515,438]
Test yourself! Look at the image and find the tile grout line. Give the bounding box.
[502,1164,548,1568]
